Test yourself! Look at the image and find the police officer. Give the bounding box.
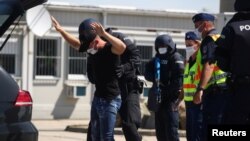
[216,0,250,124]
[192,13,228,141]
[52,17,126,141]
[182,31,202,141]
[145,34,184,141]
[107,28,143,141]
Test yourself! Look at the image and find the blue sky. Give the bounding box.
[48,0,220,13]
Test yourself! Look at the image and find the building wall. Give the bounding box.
[220,0,235,13]
[0,4,233,119]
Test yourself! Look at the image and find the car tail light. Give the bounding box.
[14,90,33,106]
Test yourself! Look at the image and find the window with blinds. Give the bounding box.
[0,36,21,76]
[68,47,87,75]
[0,54,15,74]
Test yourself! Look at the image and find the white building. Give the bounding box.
[0,3,233,119]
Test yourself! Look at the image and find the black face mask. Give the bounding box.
[79,30,97,51]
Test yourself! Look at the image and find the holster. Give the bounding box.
[126,78,143,94]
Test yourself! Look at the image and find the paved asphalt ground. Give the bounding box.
[32,119,187,141]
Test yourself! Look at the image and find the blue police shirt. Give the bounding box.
[200,29,218,64]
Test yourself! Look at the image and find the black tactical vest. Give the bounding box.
[229,20,250,75]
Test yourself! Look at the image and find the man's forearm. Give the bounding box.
[58,29,81,50]
[102,32,126,55]
[198,62,214,89]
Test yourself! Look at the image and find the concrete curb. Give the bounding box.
[65,125,186,137]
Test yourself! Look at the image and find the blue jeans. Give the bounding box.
[91,95,121,141]
[185,102,202,141]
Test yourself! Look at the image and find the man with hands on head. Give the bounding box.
[52,16,125,141]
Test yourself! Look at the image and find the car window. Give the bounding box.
[0,0,47,38]
[0,1,23,37]
[0,15,10,26]
[0,4,12,27]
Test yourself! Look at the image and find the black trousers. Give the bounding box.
[223,85,250,124]
[87,90,142,141]
[155,102,179,141]
[201,87,229,141]
[119,91,142,141]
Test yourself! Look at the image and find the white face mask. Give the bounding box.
[194,28,202,39]
[194,23,204,39]
[87,48,98,55]
[185,46,196,60]
[158,48,167,54]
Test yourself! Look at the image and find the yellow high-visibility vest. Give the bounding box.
[183,48,202,101]
[196,34,227,89]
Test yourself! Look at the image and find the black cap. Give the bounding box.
[155,34,175,52]
[234,0,250,12]
[185,31,201,41]
[192,13,215,23]
[78,18,98,52]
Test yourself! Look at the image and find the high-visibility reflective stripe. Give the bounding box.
[194,64,201,81]
[176,61,184,64]
[214,66,220,71]
[184,96,194,101]
[185,92,195,97]
[183,84,196,89]
[209,73,227,84]
[183,59,200,101]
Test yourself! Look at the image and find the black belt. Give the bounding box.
[205,83,228,94]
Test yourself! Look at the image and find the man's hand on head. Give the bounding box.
[90,22,106,37]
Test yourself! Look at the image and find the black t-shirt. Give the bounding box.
[88,43,121,101]
[200,29,218,65]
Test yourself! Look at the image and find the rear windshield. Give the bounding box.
[0,3,12,28]
[0,15,10,26]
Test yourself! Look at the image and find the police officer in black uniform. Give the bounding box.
[145,34,184,141]
[216,0,250,124]
[192,13,229,141]
[107,28,142,141]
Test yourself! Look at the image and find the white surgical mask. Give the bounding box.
[87,48,98,55]
[158,48,167,54]
[194,23,204,39]
[194,28,202,39]
[185,46,196,60]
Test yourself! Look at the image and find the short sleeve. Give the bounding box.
[200,37,217,64]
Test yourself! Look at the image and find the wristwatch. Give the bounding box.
[197,86,204,92]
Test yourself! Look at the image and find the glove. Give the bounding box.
[115,63,133,78]
[115,65,125,78]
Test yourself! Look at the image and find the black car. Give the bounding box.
[0,0,47,140]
